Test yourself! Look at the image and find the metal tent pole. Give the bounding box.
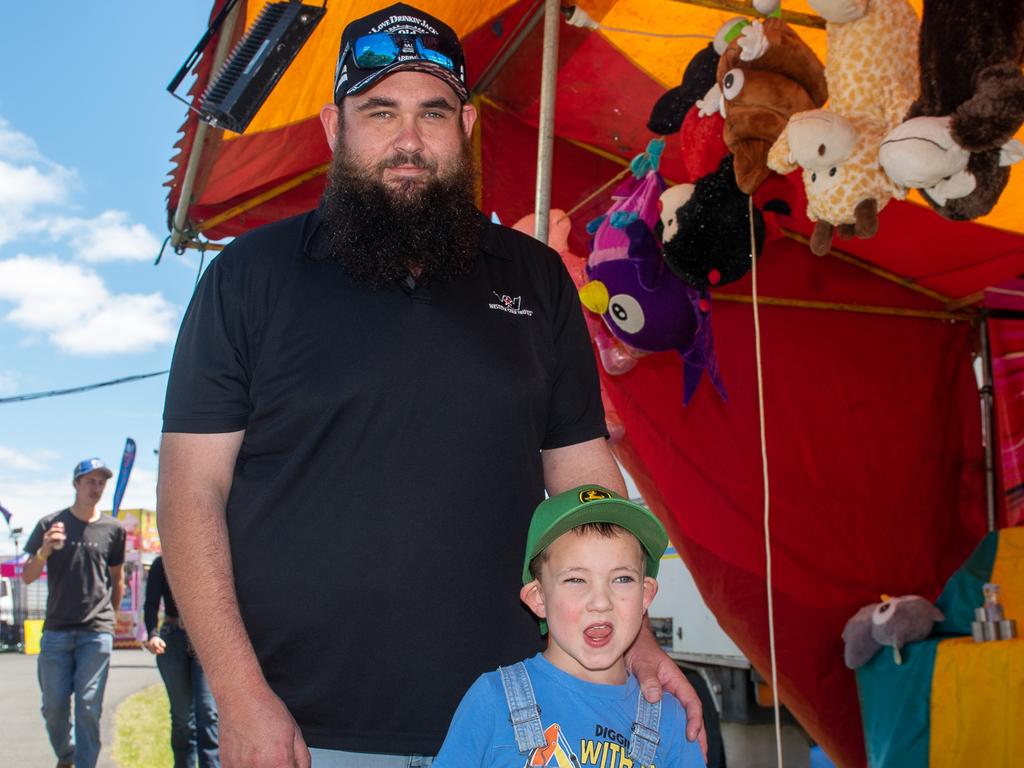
[170,2,242,250]
[979,313,998,532]
[533,0,561,245]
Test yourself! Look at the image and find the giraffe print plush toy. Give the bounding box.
[767,0,919,255]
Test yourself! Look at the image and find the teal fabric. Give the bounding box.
[856,637,942,768]
[934,531,998,634]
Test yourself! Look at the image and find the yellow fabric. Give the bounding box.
[229,0,886,137]
[931,529,1024,767]
[930,636,1024,767]
[221,0,1023,236]
[992,526,1024,623]
[235,0,518,137]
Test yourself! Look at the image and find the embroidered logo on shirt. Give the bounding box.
[489,292,534,317]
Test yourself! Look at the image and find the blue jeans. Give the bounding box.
[309,750,433,767]
[156,625,220,768]
[37,629,113,768]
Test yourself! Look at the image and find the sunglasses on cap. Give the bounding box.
[348,32,459,73]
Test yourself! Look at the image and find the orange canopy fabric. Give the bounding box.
[169,0,1024,251]
[166,3,1024,767]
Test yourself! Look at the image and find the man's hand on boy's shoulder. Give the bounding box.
[626,623,708,758]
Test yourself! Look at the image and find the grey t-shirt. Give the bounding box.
[25,509,126,633]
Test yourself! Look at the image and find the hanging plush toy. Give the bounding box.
[647,21,739,185]
[581,144,726,404]
[842,594,945,668]
[648,37,760,290]
[702,17,829,194]
[659,156,767,290]
[878,0,1024,220]
[767,0,919,255]
[647,40,721,138]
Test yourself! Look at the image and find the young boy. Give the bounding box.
[434,485,706,767]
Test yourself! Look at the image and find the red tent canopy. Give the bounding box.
[166,3,1024,765]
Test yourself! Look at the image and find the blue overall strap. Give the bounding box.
[498,662,547,754]
[627,693,662,766]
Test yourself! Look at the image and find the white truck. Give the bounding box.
[0,575,13,625]
[649,544,820,768]
[1,574,16,649]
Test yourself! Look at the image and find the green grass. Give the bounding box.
[112,683,173,768]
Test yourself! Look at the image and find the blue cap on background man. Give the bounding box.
[73,458,113,482]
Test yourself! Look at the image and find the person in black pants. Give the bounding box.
[143,556,219,767]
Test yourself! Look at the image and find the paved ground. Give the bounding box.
[0,647,160,767]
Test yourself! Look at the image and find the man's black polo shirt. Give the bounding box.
[163,208,607,753]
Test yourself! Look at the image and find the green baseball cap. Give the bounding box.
[522,485,669,583]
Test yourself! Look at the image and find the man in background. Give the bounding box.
[23,457,126,768]
[144,554,220,768]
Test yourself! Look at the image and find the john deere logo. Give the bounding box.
[579,488,611,503]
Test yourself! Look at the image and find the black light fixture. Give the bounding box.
[169,0,327,134]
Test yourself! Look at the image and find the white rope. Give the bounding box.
[749,195,784,768]
[565,6,713,39]
[598,25,713,39]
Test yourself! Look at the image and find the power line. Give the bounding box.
[0,370,169,404]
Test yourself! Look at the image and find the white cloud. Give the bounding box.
[0,255,178,356]
[0,160,75,246]
[52,294,177,354]
[0,446,49,472]
[49,210,163,263]
[0,116,43,162]
[0,118,160,262]
[0,118,76,246]
[0,255,104,328]
[0,160,71,209]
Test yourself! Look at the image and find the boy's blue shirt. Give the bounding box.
[434,653,706,767]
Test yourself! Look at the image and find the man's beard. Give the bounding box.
[318,136,483,287]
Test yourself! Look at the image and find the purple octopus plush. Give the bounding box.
[579,162,726,405]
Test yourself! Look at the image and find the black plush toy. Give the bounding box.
[879,0,1024,220]
[659,156,766,290]
[647,42,721,136]
[648,17,800,291]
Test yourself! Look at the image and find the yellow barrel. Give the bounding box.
[23,619,44,655]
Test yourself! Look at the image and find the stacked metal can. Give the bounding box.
[971,583,1018,642]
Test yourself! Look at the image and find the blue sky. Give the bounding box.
[0,2,217,555]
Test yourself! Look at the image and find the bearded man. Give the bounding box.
[158,5,703,767]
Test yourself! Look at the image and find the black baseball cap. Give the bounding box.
[334,3,469,104]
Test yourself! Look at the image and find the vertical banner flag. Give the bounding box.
[0,500,11,527]
[111,438,136,519]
